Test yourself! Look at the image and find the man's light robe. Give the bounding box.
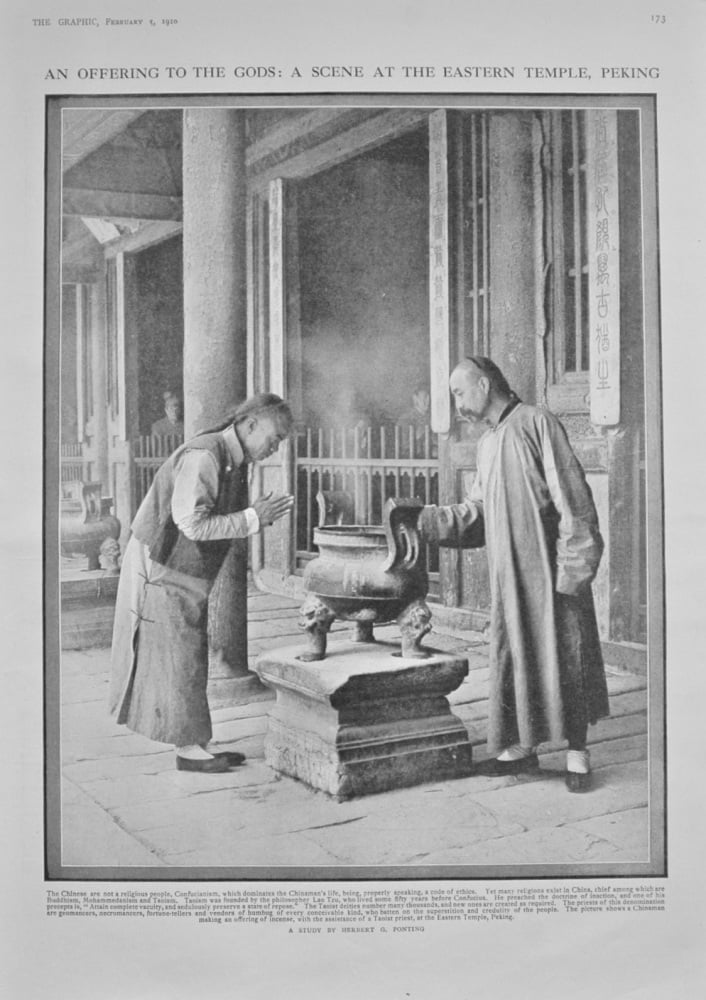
[421,403,609,753]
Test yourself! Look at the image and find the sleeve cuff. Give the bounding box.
[244,507,260,535]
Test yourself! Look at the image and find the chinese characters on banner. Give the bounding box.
[586,109,621,425]
[429,110,451,434]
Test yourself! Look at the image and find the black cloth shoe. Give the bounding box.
[565,770,592,793]
[176,754,233,773]
[490,752,539,776]
[208,751,246,767]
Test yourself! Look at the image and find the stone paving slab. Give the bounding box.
[106,772,286,835]
[60,680,109,707]
[56,586,652,872]
[61,779,168,868]
[62,731,168,764]
[448,670,490,704]
[302,803,527,868]
[435,805,651,867]
[163,831,345,868]
[414,811,648,868]
[211,721,269,750]
[248,607,300,622]
[59,752,650,871]
[248,620,350,652]
[569,806,650,859]
[61,699,126,739]
[211,717,269,746]
[247,591,299,607]
[211,699,274,723]
[61,647,113,676]
[63,750,176,782]
[108,776,372,862]
[79,769,211,810]
[449,760,648,830]
[111,806,252,860]
[248,618,311,639]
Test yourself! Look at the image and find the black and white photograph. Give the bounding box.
[3,1,706,997]
[47,93,663,878]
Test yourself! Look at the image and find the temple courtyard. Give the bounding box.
[56,584,654,876]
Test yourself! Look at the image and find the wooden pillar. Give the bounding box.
[182,109,254,702]
[488,112,537,402]
[428,110,452,436]
[183,109,248,431]
[254,178,296,586]
[428,110,458,608]
[89,274,110,492]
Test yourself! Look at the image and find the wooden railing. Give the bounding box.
[295,424,439,577]
[132,434,183,510]
[60,442,85,485]
[129,426,441,584]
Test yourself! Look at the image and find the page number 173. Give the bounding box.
[651,14,666,22]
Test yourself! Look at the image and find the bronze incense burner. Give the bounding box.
[299,496,432,660]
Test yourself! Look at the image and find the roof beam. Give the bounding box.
[61,109,147,171]
[63,188,182,221]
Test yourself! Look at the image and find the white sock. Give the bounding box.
[497,745,535,762]
[567,749,590,773]
[176,744,214,760]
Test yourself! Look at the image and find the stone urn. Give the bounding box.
[60,481,121,572]
[299,497,430,659]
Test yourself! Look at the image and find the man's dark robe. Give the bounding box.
[420,403,609,754]
[109,429,249,747]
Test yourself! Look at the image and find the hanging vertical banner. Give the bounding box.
[268,177,285,397]
[429,110,451,434]
[586,109,621,425]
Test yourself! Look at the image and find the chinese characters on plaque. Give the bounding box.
[586,109,621,425]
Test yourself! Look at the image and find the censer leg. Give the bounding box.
[398,600,432,658]
[352,619,376,643]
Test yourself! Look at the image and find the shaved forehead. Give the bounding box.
[450,361,481,386]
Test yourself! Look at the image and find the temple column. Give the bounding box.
[182,109,261,705]
[89,273,110,493]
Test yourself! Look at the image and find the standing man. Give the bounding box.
[399,384,437,459]
[151,390,184,440]
[109,393,295,773]
[419,358,609,792]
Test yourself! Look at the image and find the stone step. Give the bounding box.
[61,607,116,650]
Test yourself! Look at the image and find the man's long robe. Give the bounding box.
[109,427,253,747]
[420,403,609,754]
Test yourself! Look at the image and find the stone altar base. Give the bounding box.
[61,571,119,650]
[254,639,473,800]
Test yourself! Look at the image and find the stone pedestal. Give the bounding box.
[254,639,473,800]
[61,570,119,649]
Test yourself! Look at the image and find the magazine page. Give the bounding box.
[1,1,704,996]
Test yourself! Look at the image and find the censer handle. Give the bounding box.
[382,498,425,572]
